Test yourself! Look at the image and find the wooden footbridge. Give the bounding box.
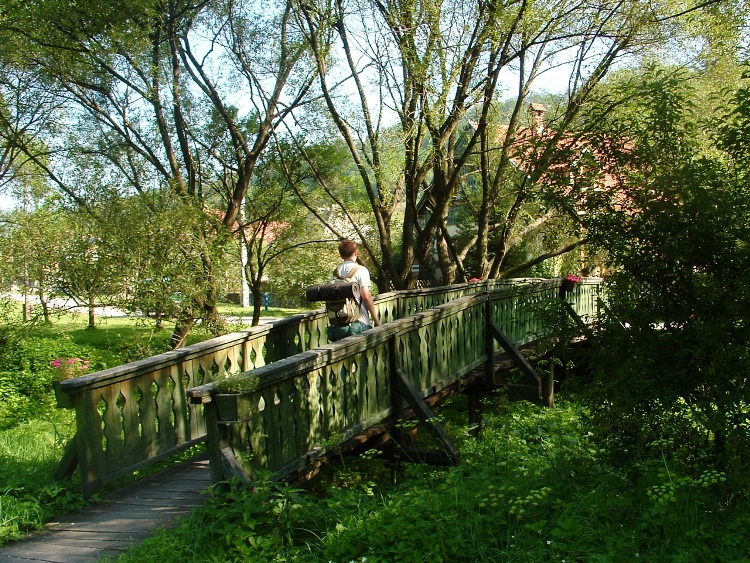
[51,277,602,495]
[0,278,602,561]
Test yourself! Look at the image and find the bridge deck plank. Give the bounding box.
[0,454,210,562]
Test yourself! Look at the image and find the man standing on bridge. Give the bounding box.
[328,239,380,342]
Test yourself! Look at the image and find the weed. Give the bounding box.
[108,395,750,562]
[0,412,86,544]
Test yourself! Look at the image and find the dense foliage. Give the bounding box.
[0,411,86,543]
[0,284,749,560]
[0,302,297,543]
[112,397,750,562]
[570,68,750,493]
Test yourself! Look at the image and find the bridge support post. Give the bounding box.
[542,360,555,408]
[467,296,500,437]
[386,336,460,466]
[467,391,483,437]
[203,400,225,485]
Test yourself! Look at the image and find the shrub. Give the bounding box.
[114,396,750,562]
[0,331,106,428]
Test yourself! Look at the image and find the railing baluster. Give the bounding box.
[56,278,603,495]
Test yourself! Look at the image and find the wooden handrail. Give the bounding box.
[54,277,602,495]
[188,279,604,484]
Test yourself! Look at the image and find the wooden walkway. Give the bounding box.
[0,454,211,562]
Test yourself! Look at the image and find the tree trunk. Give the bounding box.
[23,267,30,322]
[437,235,456,285]
[543,359,555,408]
[88,294,96,329]
[251,286,262,327]
[38,286,51,324]
[170,316,194,349]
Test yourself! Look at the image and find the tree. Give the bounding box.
[293,0,684,289]
[0,203,66,323]
[0,0,319,346]
[572,65,750,487]
[49,209,124,329]
[237,149,336,324]
[0,45,66,195]
[104,193,233,333]
[296,0,512,288]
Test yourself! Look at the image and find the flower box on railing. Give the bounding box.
[214,393,240,422]
[213,392,262,423]
[50,357,90,408]
[561,275,582,293]
[53,381,73,409]
[212,373,260,423]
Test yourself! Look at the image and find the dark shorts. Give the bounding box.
[327,321,371,342]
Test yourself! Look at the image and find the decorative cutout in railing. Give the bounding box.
[55,278,603,496]
[187,279,604,485]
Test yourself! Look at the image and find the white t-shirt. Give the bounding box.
[335,261,372,326]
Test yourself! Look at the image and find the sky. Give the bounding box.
[0,193,15,211]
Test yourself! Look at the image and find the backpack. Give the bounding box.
[325,264,363,326]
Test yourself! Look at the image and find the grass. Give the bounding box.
[28,303,310,363]
[216,303,311,319]
[0,409,87,543]
[0,301,309,545]
[110,395,750,562]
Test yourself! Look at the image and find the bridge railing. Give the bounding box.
[187,278,603,484]
[54,277,601,495]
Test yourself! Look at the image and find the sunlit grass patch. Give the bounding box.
[0,410,83,545]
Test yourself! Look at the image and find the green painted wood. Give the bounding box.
[393,369,459,464]
[76,391,105,496]
[490,322,542,389]
[100,385,123,471]
[138,375,158,458]
[58,279,603,494]
[122,377,143,465]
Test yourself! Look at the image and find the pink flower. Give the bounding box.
[50,357,91,380]
[566,275,582,283]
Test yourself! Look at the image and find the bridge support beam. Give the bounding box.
[387,350,461,467]
[203,400,226,485]
[467,390,483,437]
[53,433,79,482]
[489,322,551,406]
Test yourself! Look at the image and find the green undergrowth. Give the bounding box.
[112,396,750,562]
[0,300,304,544]
[0,409,87,543]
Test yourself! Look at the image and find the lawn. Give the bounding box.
[0,299,309,545]
[28,302,311,362]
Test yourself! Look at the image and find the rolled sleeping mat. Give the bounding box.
[305,281,361,303]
